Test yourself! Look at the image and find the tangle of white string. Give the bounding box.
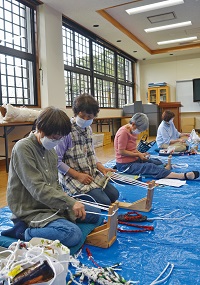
[68,256,139,285]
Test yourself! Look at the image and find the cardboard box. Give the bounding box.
[102,132,111,145]
[181,125,195,133]
[181,117,195,125]
[92,133,104,148]
[137,129,149,140]
[93,132,111,146]
[121,117,131,125]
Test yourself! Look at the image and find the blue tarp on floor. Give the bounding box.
[0,146,200,284]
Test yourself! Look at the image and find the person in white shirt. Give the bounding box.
[156,110,189,152]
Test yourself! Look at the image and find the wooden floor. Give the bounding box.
[0,142,116,209]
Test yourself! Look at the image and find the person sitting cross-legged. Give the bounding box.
[156,110,189,152]
[1,106,101,248]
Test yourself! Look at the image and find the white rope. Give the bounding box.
[150,262,174,285]
[148,209,191,221]
[172,163,188,169]
[73,194,110,210]
[30,209,60,224]
[85,210,118,217]
[73,195,118,217]
[76,199,118,217]
[148,213,191,221]
[77,199,109,211]
[117,166,133,174]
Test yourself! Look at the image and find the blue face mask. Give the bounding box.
[131,129,140,134]
[40,136,62,150]
[76,115,93,128]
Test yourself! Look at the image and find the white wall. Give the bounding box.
[139,54,200,128]
[38,4,66,109]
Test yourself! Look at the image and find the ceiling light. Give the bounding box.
[126,0,184,15]
[145,21,192,33]
[157,36,197,45]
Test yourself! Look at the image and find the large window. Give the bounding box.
[62,18,136,108]
[0,0,38,106]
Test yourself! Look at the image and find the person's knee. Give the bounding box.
[84,205,102,223]
[112,189,119,201]
[88,189,112,206]
[86,212,100,223]
[106,183,120,202]
[59,224,83,247]
[25,221,83,248]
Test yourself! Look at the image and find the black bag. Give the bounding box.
[137,134,156,153]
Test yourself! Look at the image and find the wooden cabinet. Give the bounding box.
[159,102,182,131]
[148,86,170,104]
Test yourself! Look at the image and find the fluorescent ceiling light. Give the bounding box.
[126,0,184,15]
[157,36,197,45]
[145,21,192,33]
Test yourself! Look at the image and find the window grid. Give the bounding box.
[74,32,90,70]
[92,43,115,78]
[117,84,133,108]
[92,42,105,75]
[62,19,135,108]
[125,58,132,82]
[118,84,126,108]
[1,54,33,105]
[62,26,74,66]
[64,70,91,106]
[94,78,116,108]
[0,0,31,53]
[0,0,37,106]
[105,49,115,77]
[117,55,125,81]
[126,85,133,105]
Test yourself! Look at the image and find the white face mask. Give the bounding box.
[131,129,140,134]
[40,136,61,150]
[76,115,93,128]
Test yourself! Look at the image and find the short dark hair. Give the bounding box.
[72,93,100,117]
[162,110,175,122]
[36,106,71,136]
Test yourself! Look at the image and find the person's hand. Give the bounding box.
[138,152,148,161]
[144,152,150,159]
[77,172,93,185]
[178,138,186,143]
[97,162,115,175]
[181,133,190,137]
[100,167,116,175]
[72,201,86,220]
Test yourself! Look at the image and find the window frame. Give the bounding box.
[0,0,39,107]
[62,17,137,109]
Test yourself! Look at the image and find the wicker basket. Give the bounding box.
[137,134,156,153]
